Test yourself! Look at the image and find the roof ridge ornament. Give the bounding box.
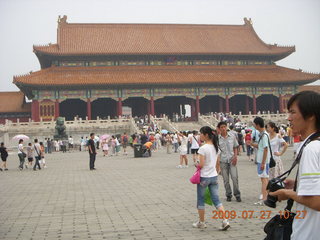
[58,15,68,25]
[244,17,253,25]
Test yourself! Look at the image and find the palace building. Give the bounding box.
[0,91,31,124]
[12,16,319,122]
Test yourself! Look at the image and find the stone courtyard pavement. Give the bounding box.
[0,146,296,240]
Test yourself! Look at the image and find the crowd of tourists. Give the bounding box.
[1,91,319,239]
[0,138,47,171]
[186,91,320,239]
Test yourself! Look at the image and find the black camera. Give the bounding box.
[264,177,285,208]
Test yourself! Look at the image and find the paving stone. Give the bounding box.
[0,146,297,239]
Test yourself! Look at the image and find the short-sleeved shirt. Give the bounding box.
[0,146,8,158]
[190,135,200,149]
[245,133,252,144]
[252,129,260,143]
[256,131,270,164]
[218,133,239,163]
[140,135,148,144]
[291,134,320,240]
[88,139,96,154]
[18,144,23,154]
[34,143,41,157]
[270,135,285,160]
[198,144,218,178]
[26,146,33,158]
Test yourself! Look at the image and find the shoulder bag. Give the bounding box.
[258,132,276,168]
[190,166,201,184]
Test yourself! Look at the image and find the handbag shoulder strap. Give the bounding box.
[265,133,274,160]
[259,132,274,160]
[34,145,40,157]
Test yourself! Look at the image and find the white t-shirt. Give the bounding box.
[291,136,320,240]
[256,131,271,164]
[269,135,285,160]
[190,135,200,149]
[18,144,23,154]
[155,133,161,141]
[34,143,41,157]
[172,134,178,144]
[197,144,218,178]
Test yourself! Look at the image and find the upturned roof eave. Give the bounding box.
[33,48,295,58]
[14,79,316,90]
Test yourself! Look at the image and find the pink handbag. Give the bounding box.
[190,167,201,184]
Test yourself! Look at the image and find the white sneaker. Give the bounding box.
[254,200,264,206]
[219,219,230,231]
[176,165,182,168]
[185,165,189,168]
[192,221,207,229]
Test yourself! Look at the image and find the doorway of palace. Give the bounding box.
[155,96,192,120]
[257,94,279,113]
[123,97,149,117]
[91,98,117,119]
[60,99,87,121]
[230,95,252,115]
[200,95,225,114]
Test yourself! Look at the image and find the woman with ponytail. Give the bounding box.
[192,126,230,231]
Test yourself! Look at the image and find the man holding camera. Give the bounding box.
[269,91,320,240]
[250,117,270,206]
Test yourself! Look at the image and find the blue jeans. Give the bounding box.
[197,176,222,210]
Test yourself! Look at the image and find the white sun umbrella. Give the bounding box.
[12,134,30,140]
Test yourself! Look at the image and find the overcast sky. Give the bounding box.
[0,0,319,92]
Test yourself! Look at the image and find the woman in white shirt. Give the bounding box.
[176,132,188,168]
[266,122,288,179]
[17,139,26,170]
[189,131,200,163]
[193,126,230,231]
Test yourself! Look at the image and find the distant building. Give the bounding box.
[299,85,320,93]
[12,16,319,122]
[0,91,31,124]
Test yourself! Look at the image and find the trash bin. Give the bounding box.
[134,144,143,158]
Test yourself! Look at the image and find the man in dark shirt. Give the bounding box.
[140,132,148,145]
[88,133,97,170]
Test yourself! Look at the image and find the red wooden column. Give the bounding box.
[54,99,60,119]
[191,99,196,119]
[279,94,283,113]
[195,96,200,119]
[87,99,92,120]
[117,98,122,117]
[225,95,230,113]
[31,100,40,122]
[150,97,155,116]
[253,94,257,114]
[271,95,275,113]
[245,96,249,114]
[147,101,151,116]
